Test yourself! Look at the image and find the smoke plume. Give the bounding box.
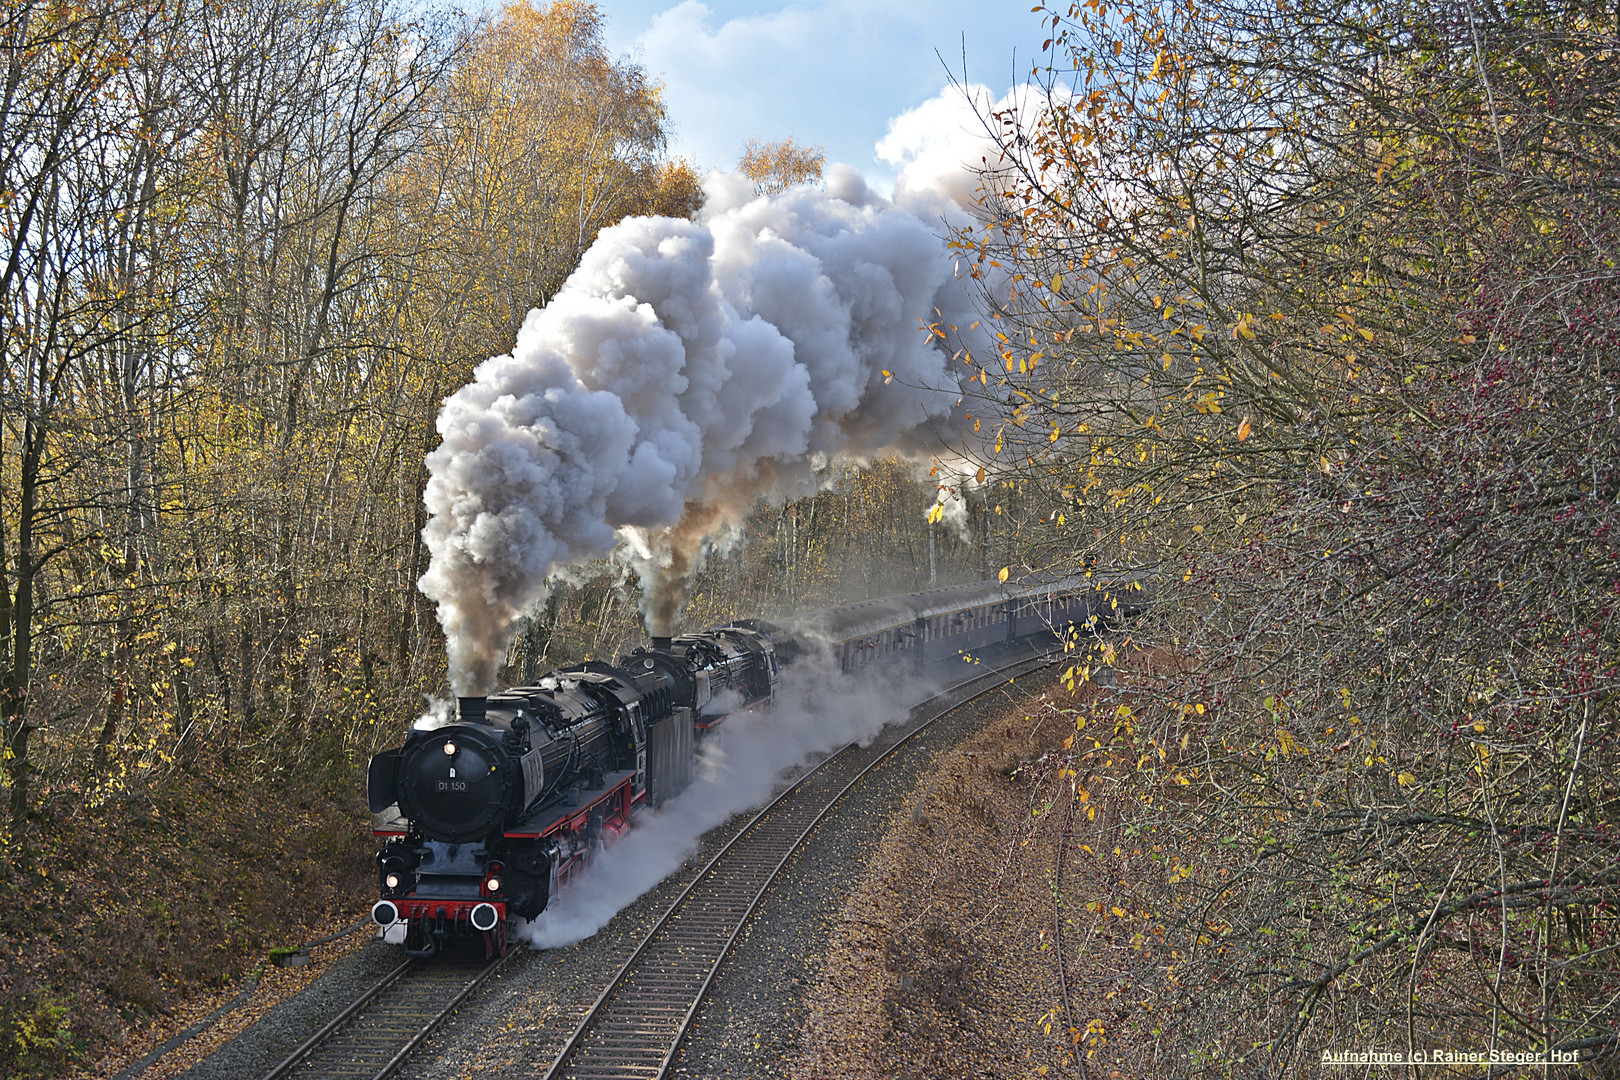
[419,166,979,694]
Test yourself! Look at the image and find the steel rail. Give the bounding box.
[259,957,416,1080]
[540,645,1063,1080]
[257,948,515,1080]
[370,950,513,1080]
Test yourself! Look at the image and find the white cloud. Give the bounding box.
[604,0,1042,190]
[877,81,1073,211]
[876,82,1002,208]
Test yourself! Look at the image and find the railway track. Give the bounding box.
[253,645,1057,1080]
[539,646,1060,1080]
[259,949,515,1080]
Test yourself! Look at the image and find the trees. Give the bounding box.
[403,0,689,352]
[0,0,696,825]
[0,0,712,1068]
[0,0,178,828]
[739,135,826,196]
[954,0,1620,1069]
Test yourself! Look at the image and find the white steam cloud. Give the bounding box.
[522,656,940,948]
[419,165,985,694]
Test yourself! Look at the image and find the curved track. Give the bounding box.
[540,646,1061,1080]
[259,950,514,1080]
[252,645,1059,1080]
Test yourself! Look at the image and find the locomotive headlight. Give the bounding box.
[443,741,457,756]
[386,873,401,889]
[486,876,501,894]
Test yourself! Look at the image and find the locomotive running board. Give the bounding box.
[503,768,637,840]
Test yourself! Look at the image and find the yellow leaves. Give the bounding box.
[927,502,945,525]
[1236,416,1252,441]
[1276,727,1300,757]
[880,369,892,384]
[738,134,826,195]
[975,465,986,484]
[1232,312,1256,340]
[1161,352,1173,370]
[998,566,1010,583]
[1397,771,1416,787]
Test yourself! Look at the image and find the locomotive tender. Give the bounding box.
[367,573,1141,957]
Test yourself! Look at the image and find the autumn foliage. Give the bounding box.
[0,0,722,1072]
[947,0,1620,1072]
[739,135,828,195]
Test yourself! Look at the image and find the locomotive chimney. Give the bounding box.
[457,696,487,722]
[650,636,672,652]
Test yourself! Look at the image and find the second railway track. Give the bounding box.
[540,646,1061,1080]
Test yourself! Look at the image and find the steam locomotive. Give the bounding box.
[367,573,1141,957]
[367,626,778,956]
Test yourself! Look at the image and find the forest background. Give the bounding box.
[1,0,1616,1076]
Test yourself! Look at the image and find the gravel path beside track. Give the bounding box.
[665,671,1053,1080]
[170,657,1059,1080]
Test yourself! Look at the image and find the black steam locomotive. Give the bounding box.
[367,626,778,957]
[367,573,1143,957]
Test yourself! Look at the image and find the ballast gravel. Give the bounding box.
[171,646,1054,1080]
[666,683,1037,1080]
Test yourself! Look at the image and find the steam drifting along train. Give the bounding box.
[367,573,1141,957]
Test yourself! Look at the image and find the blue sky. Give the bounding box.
[596,0,1043,193]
